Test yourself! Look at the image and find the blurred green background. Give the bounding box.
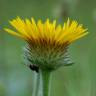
[0,0,96,96]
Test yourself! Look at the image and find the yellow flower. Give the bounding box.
[4,17,88,70]
[4,17,88,44]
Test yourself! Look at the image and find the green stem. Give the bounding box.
[32,69,52,96]
[32,72,40,96]
[39,69,52,96]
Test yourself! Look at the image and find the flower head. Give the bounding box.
[4,17,88,70]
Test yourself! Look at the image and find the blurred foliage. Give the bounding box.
[0,0,96,96]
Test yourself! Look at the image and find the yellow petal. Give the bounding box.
[4,28,23,38]
[69,32,88,43]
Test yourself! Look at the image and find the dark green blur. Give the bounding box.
[0,0,96,96]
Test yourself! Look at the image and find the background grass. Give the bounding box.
[0,0,96,96]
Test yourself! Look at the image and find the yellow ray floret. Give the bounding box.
[4,17,88,44]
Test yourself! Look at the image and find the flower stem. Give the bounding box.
[32,72,40,96]
[39,69,52,96]
[32,69,52,96]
